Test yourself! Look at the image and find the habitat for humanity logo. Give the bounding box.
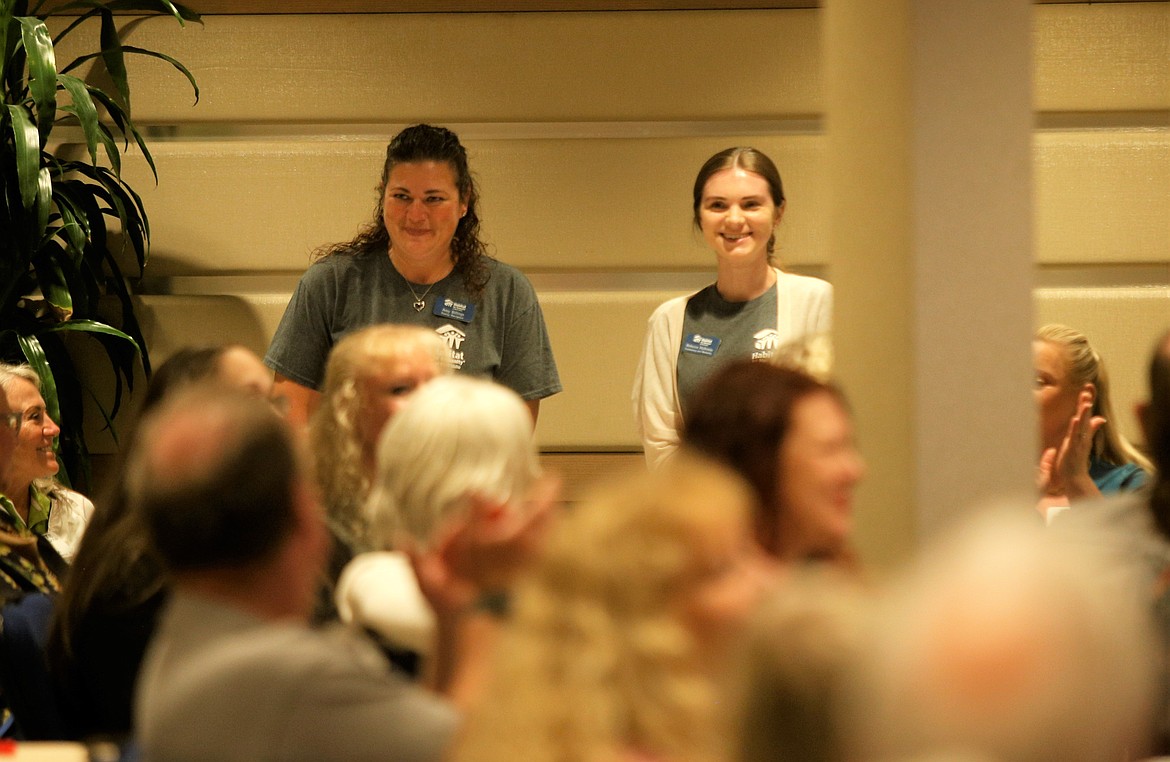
[436,324,466,369]
[752,329,779,360]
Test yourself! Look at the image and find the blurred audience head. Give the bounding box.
[684,359,864,563]
[128,388,316,577]
[850,508,1156,762]
[734,569,870,762]
[142,344,271,413]
[311,324,450,539]
[1033,324,1151,472]
[1143,330,1170,538]
[365,375,538,550]
[454,452,768,762]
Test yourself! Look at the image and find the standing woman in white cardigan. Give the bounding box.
[633,147,832,468]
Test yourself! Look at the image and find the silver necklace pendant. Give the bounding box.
[413,299,426,312]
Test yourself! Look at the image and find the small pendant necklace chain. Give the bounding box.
[405,280,437,312]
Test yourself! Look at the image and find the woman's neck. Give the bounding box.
[388,248,455,285]
[1,481,30,525]
[714,260,775,302]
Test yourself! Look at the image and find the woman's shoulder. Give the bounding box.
[1090,458,1149,494]
[774,268,832,295]
[47,485,94,513]
[298,247,386,289]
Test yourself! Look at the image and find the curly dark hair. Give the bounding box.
[314,124,491,296]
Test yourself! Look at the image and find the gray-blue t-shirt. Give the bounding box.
[676,284,779,420]
[264,249,561,401]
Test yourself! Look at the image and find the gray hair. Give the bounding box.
[364,375,539,549]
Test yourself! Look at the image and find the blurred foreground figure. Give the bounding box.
[453,452,771,762]
[852,510,1157,762]
[1049,329,1170,753]
[734,569,870,762]
[684,359,864,570]
[131,388,480,762]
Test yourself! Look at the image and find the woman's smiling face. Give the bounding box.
[697,167,783,264]
[3,377,60,490]
[382,160,468,264]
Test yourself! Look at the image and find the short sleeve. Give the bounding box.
[495,271,561,401]
[264,263,338,390]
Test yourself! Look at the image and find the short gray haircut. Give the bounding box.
[364,375,539,548]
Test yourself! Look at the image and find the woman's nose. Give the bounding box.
[44,415,60,438]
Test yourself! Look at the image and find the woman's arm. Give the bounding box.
[633,300,685,469]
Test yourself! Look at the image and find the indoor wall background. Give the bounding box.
[60,3,1169,514]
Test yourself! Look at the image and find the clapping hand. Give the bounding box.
[407,475,561,617]
[1037,386,1105,504]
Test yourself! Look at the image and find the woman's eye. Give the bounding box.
[425,195,446,204]
[388,384,415,397]
[391,193,411,202]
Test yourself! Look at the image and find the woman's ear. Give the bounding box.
[774,200,786,226]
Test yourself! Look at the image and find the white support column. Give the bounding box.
[825,0,1036,570]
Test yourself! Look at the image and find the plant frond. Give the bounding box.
[16,17,54,143]
[57,73,99,165]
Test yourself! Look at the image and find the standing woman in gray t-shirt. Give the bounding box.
[632,147,832,469]
[266,124,561,429]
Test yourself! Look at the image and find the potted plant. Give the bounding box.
[1,0,199,490]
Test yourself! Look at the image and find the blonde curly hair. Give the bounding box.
[453,451,756,762]
[309,324,450,541]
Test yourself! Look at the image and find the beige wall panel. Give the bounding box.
[475,134,827,272]
[1034,130,1170,264]
[1035,286,1170,448]
[536,290,683,450]
[133,289,692,450]
[1034,3,1170,112]
[73,11,820,123]
[116,135,827,275]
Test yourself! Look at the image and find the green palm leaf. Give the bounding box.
[57,73,99,165]
[5,103,38,209]
[16,17,54,142]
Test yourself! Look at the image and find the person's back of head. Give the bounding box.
[455,452,761,762]
[127,387,299,573]
[735,570,869,762]
[365,375,539,549]
[851,508,1156,762]
[1147,332,1170,538]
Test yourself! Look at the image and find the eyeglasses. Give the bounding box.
[1,412,20,433]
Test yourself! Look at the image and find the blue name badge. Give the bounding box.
[433,296,475,323]
[682,333,721,357]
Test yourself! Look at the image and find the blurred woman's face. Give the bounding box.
[776,391,864,560]
[3,378,60,490]
[679,517,772,660]
[1033,340,1084,453]
[357,348,441,456]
